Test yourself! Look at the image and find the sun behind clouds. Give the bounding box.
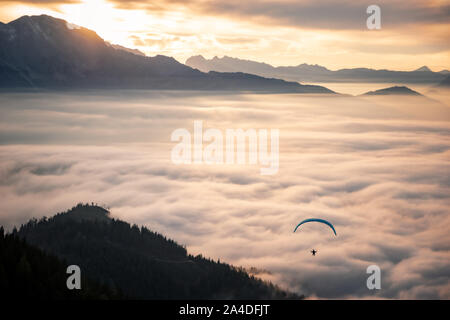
[0,0,449,70]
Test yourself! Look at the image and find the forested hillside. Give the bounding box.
[15,203,300,299]
[0,227,121,299]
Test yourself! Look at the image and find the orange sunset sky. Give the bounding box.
[1,0,449,71]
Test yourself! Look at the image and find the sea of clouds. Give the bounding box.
[0,90,449,299]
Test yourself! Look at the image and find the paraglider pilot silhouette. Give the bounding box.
[294,218,337,256]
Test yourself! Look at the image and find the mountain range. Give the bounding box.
[0,15,332,93]
[10,203,300,299]
[186,55,448,84]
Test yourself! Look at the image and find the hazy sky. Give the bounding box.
[0,0,449,70]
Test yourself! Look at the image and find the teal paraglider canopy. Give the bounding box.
[294,218,337,236]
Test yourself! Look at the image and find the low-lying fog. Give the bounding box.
[0,89,449,299]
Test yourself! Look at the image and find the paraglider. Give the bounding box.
[293,218,337,236]
[294,218,337,256]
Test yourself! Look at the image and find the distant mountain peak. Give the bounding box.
[295,63,331,72]
[363,85,422,96]
[187,54,205,60]
[414,66,432,72]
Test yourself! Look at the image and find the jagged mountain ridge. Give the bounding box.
[0,15,332,93]
[186,55,447,84]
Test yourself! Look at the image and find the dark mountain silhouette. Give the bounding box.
[413,66,432,72]
[437,75,450,87]
[14,203,300,299]
[186,55,447,84]
[0,15,332,93]
[0,227,122,299]
[362,86,422,96]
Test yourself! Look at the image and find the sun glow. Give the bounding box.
[0,0,448,70]
[58,0,148,48]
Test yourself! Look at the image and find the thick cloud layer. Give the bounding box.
[0,90,449,299]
